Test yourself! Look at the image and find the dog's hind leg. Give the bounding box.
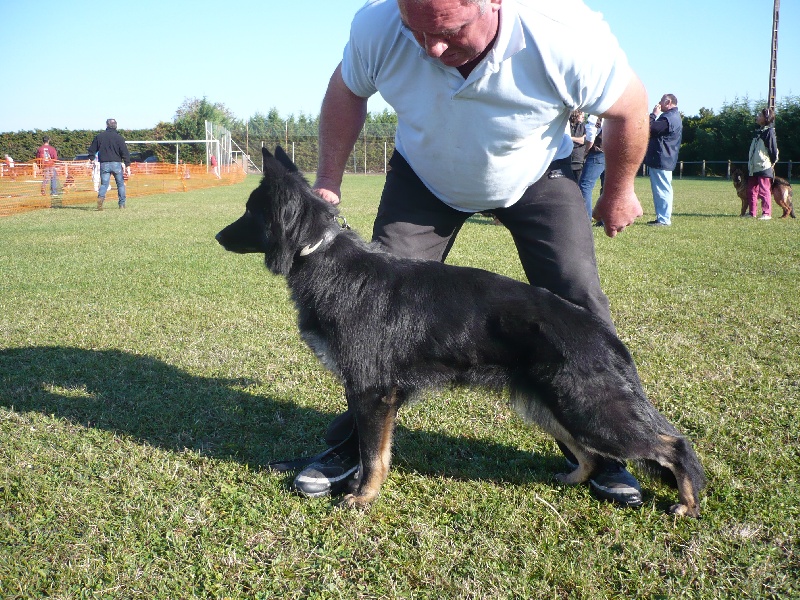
[342,387,402,509]
[775,194,792,218]
[509,388,601,485]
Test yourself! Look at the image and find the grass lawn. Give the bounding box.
[1,174,798,598]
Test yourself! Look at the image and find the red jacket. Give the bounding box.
[36,144,58,167]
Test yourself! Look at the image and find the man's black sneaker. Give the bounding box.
[292,446,359,498]
[565,460,643,507]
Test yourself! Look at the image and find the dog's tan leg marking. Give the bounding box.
[669,474,700,518]
[342,389,399,509]
[655,435,701,518]
[553,440,598,485]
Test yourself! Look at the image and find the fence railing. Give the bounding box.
[0,160,245,217]
[665,160,795,180]
[239,125,796,180]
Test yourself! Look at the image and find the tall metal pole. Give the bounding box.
[768,0,780,112]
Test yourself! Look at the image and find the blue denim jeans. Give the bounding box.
[578,152,605,217]
[99,162,126,206]
[41,167,59,196]
[649,167,673,225]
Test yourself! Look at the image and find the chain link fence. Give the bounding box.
[236,123,397,174]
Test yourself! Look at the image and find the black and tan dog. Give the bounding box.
[732,166,795,218]
[217,147,706,517]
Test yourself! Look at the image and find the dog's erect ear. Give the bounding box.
[274,146,299,173]
[262,147,273,161]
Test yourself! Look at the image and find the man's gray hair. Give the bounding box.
[106,118,118,130]
[469,0,488,13]
[405,0,488,14]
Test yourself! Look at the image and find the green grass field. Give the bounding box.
[1,175,798,598]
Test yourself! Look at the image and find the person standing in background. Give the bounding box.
[578,117,604,220]
[746,107,779,220]
[36,136,60,203]
[644,94,682,226]
[569,110,586,182]
[88,119,131,210]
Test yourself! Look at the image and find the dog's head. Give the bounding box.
[216,146,339,275]
[731,166,746,190]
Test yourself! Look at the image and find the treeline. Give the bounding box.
[2,96,798,177]
[0,98,398,172]
[673,95,799,177]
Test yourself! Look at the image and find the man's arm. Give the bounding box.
[649,113,669,136]
[120,136,131,168]
[313,63,369,205]
[592,73,649,238]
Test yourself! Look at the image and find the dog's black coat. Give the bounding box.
[217,147,706,517]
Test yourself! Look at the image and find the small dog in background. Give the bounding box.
[732,166,795,219]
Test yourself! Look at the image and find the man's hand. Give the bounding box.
[594,73,649,238]
[312,183,341,206]
[652,103,662,117]
[593,189,643,238]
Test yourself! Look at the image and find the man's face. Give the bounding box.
[397,0,500,68]
[659,96,672,112]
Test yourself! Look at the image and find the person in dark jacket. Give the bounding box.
[644,94,682,226]
[746,107,779,220]
[569,110,586,182]
[88,119,131,210]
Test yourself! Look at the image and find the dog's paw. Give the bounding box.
[554,471,583,486]
[668,503,700,518]
[341,493,375,510]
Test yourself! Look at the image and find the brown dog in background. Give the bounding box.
[732,166,795,218]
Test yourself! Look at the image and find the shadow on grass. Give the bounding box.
[0,346,560,487]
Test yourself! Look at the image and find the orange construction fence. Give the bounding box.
[0,160,246,217]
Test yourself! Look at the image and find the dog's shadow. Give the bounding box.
[0,346,560,487]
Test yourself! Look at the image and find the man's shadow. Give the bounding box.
[0,346,562,487]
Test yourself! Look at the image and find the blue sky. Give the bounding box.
[0,0,797,132]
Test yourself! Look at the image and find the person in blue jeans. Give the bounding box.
[88,119,131,210]
[35,137,60,203]
[644,94,682,226]
[578,116,605,220]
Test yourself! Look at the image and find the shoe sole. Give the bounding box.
[588,480,643,507]
[293,465,359,498]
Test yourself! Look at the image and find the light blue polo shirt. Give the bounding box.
[342,0,632,212]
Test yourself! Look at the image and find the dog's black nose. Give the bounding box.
[215,232,223,243]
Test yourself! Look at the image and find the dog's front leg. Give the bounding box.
[342,387,401,509]
[553,438,600,485]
